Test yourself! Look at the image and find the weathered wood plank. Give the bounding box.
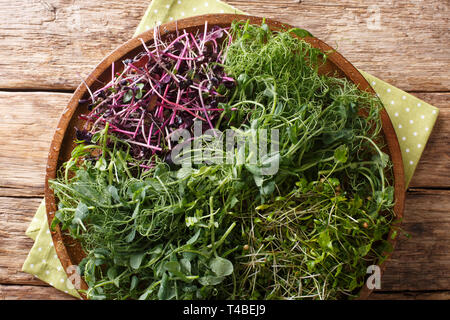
[0,284,76,300]
[0,91,447,198]
[0,1,448,91]
[229,0,450,92]
[0,92,69,197]
[409,93,450,189]
[0,0,147,90]
[0,197,43,286]
[0,0,448,301]
[1,283,448,300]
[370,290,450,300]
[1,190,449,291]
[379,189,450,291]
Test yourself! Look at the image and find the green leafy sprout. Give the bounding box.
[49,21,396,300]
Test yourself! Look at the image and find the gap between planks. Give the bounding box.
[0,91,448,196]
[1,189,449,291]
[0,0,448,91]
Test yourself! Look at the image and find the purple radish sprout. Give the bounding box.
[77,22,235,163]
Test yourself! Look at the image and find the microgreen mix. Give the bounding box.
[50,21,396,300]
[78,23,234,162]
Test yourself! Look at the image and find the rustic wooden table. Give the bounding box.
[0,0,448,300]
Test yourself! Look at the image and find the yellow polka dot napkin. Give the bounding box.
[22,201,81,298]
[22,0,439,298]
[359,71,438,187]
[134,0,245,36]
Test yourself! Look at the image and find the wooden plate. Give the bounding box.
[44,14,406,300]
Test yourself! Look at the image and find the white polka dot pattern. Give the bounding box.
[22,201,82,299]
[361,70,439,186]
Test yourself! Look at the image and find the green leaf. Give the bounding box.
[107,185,120,203]
[229,196,239,209]
[334,145,348,163]
[72,202,88,229]
[261,153,280,169]
[107,266,117,281]
[130,276,139,291]
[210,257,233,277]
[375,186,394,206]
[89,293,106,300]
[255,203,272,211]
[323,129,353,145]
[186,229,201,245]
[385,186,394,204]
[261,180,275,196]
[318,230,333,251]
[352,195,363,210]
[289,27,313,38]
[374,151,390,168]
[164,261,181,274]
[182,252,197,262]
[157,273,170,300]
[74,202,88,220]
[95,157,107,171]
[253,174,264,187]
[138,281,160,300]
[185,216,198,227]
[131,202,140,219]
[125,228,136,243]
[327,177,340,187]
[135,83,145,99]
[177,167,193,180]
[306,260,316,271]
[180,258,191,274]
[334,264,343,278]
[287,126,298,144]
[263,86,275,98]
[198,275,225,286]
[164,261,193,283]
[358,243,372,256]
[138,287,152,300]
[94,258,104,266]
[130,252,145,270]
[237,73,249,85]
[123,90,133,103]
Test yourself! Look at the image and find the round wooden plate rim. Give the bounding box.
[44,14,405,300]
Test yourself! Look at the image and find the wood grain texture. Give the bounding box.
[0,0,448,300]
[0,197,44,286]
[0,284,77,300]
[370,291,450,300]
[228,0,450,92]
[2,286,450,301]
[2,283,449,300]
[0,0,146,90]
[409,93,450,188]
[0,0,448,91]
[380,189,450,291]
[0,92,447,199]
[0,92,69,197]
[1,190,448,291]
